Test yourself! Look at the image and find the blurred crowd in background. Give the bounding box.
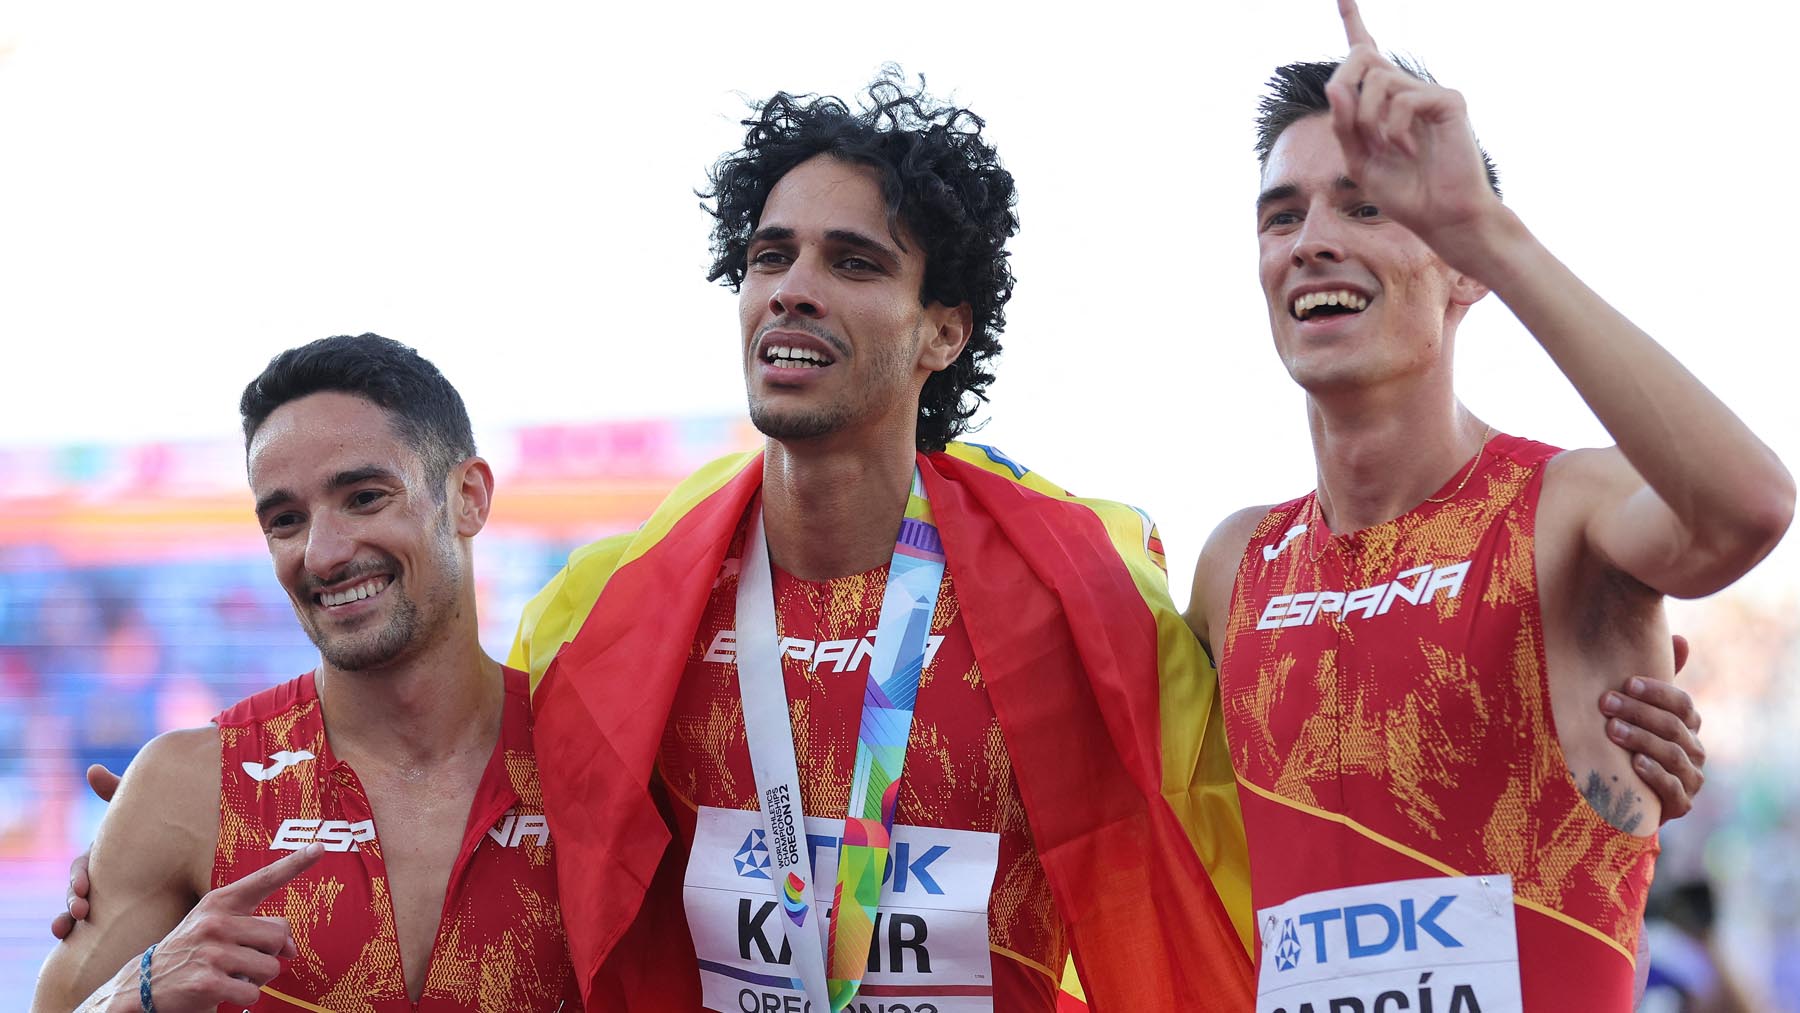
[1,419,1793,1010]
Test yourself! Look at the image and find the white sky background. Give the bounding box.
[0,0,1795,606]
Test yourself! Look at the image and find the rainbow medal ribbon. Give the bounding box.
[735,468,946,1011]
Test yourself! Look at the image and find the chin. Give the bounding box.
[748,401,850,442]
[1286,355,1382,393]
[305,599,422,673]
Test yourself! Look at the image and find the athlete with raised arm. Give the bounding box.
[1187,3,1793,1009]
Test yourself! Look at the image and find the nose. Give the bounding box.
[303,513,359,584]
[1291,208,1347,267]
[767,254,827,319]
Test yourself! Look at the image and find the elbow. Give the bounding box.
[1700,464,1795,587]
[1663,469,1795,599]
[1741,461,1797,559]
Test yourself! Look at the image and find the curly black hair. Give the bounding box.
[701,70,1019,453]
[1255,58,1501,198]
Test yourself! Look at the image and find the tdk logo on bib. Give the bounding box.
[1276,896,1462,971]
[686,806,1003,1013]
[731,825,950,896]
[1255,876,1523,1013]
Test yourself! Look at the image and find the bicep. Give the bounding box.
[1566,450,1734,599]
[32,730,216,1011]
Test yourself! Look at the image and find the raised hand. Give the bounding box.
[1323,0,1504,274]
[134,844,323,1012]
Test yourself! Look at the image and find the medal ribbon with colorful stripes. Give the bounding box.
[823,473,944,1008]
[734,467,945,1012]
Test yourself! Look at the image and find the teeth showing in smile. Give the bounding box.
[764,344,830,368]
[1293,290,1370,320]
[318,577,391,607]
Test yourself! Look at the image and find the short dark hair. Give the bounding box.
[1255,58,1501,198]
[239,333,476,497]
[701,70,1019,453]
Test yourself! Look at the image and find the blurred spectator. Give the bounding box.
[1642,879,1758,1012]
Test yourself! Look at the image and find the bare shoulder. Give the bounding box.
[95,726,221,902]
[1187,505,1277,650]
[1542,446,1639,501]
[32,726,220,1010]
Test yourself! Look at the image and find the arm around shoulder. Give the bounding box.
[32,726,220,1013]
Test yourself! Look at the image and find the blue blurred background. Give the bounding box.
[0,417,763,1001]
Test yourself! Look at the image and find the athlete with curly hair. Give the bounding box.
[700,73,1016,455]
[510,73,1257,1011]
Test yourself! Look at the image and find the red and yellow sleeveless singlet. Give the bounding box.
[657,525,1068,1011]
[213,668,578,1012]
[1219,434,1657,1009]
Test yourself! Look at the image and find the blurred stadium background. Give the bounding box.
[1,419,1794,1008]
[0,417,762,998]
[5,1,1798,1004]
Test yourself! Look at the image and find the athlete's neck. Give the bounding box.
[315,608,504,773]
[1307,381,1489,534]
[761,429,917,580]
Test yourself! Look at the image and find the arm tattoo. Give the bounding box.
[1581,771,1646,834]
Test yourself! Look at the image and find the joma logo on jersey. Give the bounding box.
[272,818,375,852]
[703,629,946,674]
[1257,561,1472,631]
[487,810,551,849]
[242,749,315,782]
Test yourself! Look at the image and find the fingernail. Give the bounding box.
[1610,718,1633,738]
[1601,693,1621,713]
[1635,755,1652,771]
[1629,678,1645,694]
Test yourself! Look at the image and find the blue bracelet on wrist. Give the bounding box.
[138,942,157,1013]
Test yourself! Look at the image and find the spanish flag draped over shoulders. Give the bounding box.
[510,443,1254,1011]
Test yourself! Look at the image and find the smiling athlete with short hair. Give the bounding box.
[32,335,578,1013]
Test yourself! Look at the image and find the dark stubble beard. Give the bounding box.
[746,320,923,442]
[747,397,854,441]
[302,514,464,673]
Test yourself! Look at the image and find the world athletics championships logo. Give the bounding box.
[734,829,772,881]
[782,872,809,926]
[1274,917,1303,971]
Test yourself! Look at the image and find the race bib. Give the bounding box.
[684,805,999,1013]
[1256,875,1524,1013]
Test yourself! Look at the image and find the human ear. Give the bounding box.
[920,303,974,372]
[450,458,494,537]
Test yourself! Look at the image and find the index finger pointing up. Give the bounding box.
[1339,0,1378,50]
[210,844,323,913]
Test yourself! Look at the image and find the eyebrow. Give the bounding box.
[1255,175,1359,211]
[748,225,902,263]
[253,465,401,517]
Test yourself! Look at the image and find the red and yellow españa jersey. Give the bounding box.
[212,668,579,1012]
[1219,433,1657,1009]
[658,523,1068,1010]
